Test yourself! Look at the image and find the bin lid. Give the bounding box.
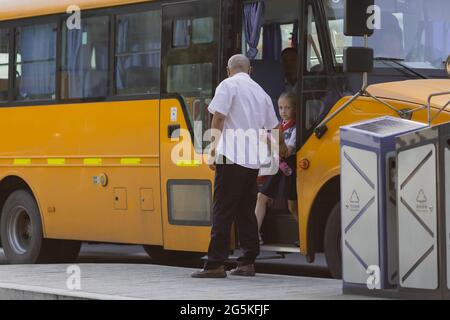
[341,116,427,138]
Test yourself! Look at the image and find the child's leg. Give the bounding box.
[288,200,298,222]
[255,192,270,233]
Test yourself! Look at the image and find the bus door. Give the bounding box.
[159,0,222,252]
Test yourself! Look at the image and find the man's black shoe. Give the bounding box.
[229,264,255,277]
[191,266,227,278]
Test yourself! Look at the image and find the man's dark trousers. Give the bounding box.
[205,158,260,269]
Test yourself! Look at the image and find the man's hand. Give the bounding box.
[208,112,225,171]
[279,141,289,159]
[208,148,217,171]
[274,124,289,159]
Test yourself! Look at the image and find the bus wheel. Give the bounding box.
[143,245,205,263]
[0,190,58,264]
[324,202,342,279]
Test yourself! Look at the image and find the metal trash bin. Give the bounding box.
[340,116,426,295]
[396,122,450,299]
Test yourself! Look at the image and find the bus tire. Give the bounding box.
[324,202,342,279]
[0,190,58,264]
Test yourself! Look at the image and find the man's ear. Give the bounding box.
[248,66,253,75]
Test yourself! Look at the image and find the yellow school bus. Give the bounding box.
[0,0,449,279]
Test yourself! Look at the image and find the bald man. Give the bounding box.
[191,54,288,278]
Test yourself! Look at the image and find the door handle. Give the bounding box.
[168,124,181,139]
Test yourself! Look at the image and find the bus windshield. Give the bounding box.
[325,0,450,70]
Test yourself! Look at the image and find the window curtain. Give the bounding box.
[66,27,85,98]
[262,23,282,61]
[173,20,190,47]
[66,18,109,99]
[243,1,264,60]
[116,17,130,91]
[19,24,56,99]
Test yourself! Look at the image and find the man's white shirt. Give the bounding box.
[208,72,279,170]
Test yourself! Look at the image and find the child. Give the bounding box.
[255,91,298,245]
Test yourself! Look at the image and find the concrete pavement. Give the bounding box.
[0,263,352,300]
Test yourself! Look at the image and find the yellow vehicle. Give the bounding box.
[0,0,449,279]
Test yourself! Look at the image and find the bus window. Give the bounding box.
[242,23,296,61]
[61,16,109,100]
[167,63,213,96]
[167,62,213,149]
[192,17,214,44]
[15,24,56,101]
[162,0,219,152]
[306,5,323,73]
[0,29,8,101]
[116,10,161,95]
[325,0,450,71]
[173,17,215,48]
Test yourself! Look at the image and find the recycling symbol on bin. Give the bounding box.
[415,189,430,213]
[416,189,427,203]
[348,190,361,212]
[350,190,360,203]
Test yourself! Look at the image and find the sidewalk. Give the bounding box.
[0,263,358,300]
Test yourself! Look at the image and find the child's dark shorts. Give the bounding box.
[259,155,297,201]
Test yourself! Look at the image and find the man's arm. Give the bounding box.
[273,124,289,159]
[208,111,226,170]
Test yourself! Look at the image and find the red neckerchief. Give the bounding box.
[281,119,296,132]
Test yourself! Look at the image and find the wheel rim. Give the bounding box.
[7,206,32,255]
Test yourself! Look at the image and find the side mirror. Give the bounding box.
[344,0,375,37]
[446,55,450,78]
[344,47,374,73]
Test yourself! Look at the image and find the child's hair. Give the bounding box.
[278,92,297,109]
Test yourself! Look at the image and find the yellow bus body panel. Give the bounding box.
[0,0,149,21]
[0,100,164,245]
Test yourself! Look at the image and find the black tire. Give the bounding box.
[1,190,53,263]
[143,245,205,263]
[324,202,342,279]
[0,190,81,264]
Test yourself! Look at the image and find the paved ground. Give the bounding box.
[0,263,352,300]
[0,244,376,300]
[0,244,331,278]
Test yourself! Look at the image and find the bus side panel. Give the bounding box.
[0,100,163,245]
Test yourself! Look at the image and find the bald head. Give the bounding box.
[227,54,251,76]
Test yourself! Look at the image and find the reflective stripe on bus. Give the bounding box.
[13,159,31,165]
[176,160,201,167]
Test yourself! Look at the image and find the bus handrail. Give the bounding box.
[427,91,450,126]
[315,89,450,139]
